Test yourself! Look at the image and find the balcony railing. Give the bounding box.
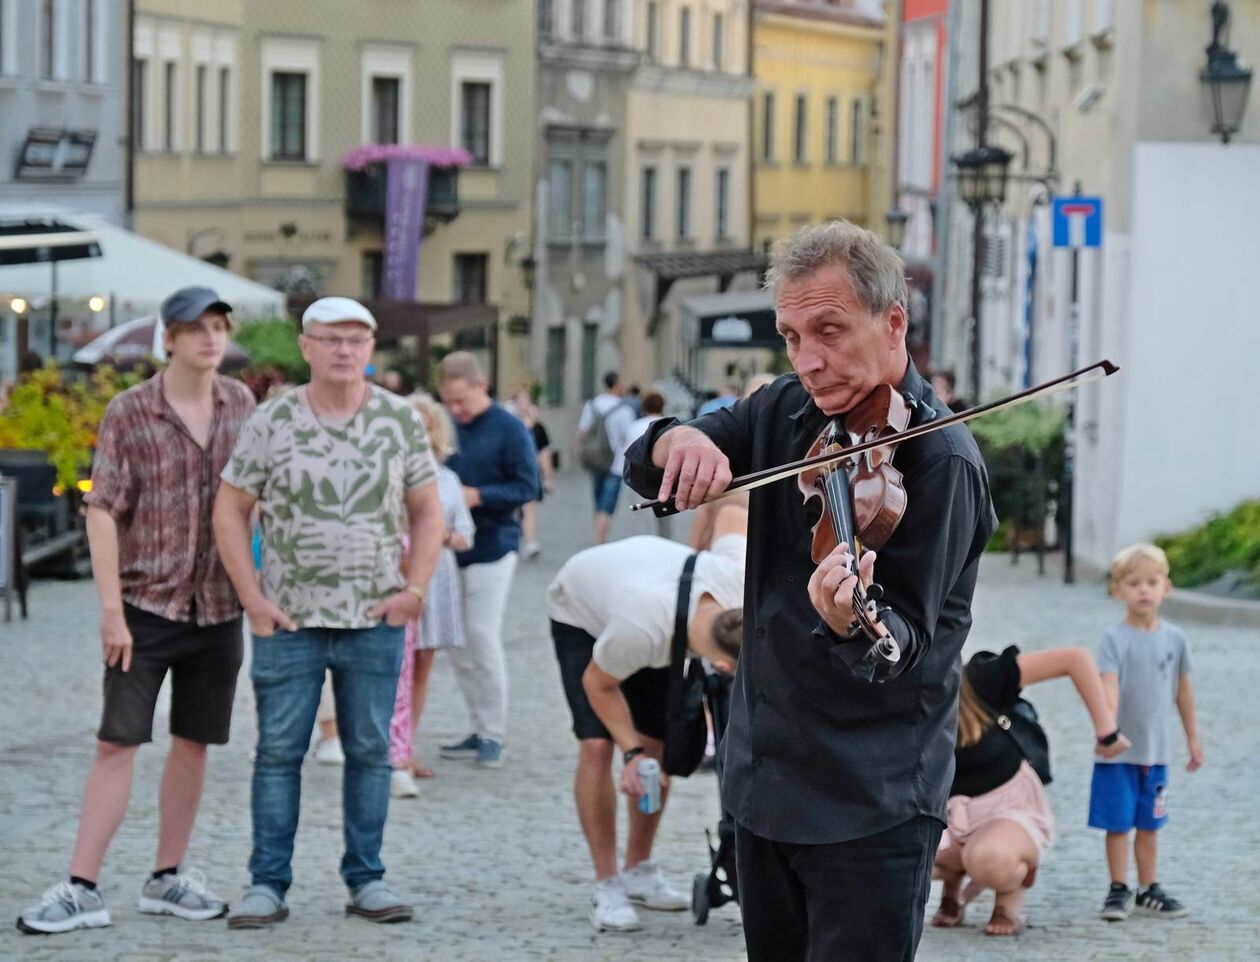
[344,164,460,231]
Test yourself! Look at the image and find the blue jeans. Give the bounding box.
[591,470,622,515]
[248,622,405,895]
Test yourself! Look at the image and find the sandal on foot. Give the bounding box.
[931,896,965,928]
[984,907,1026,936]
[410,761,436,779]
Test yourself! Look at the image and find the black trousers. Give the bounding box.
[735,815,943,962]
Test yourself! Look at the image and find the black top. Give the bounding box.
[624,362,997,844]
[531,421,550,453]
[952,646,1026,798]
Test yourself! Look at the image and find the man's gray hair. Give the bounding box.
[764,220,908,316]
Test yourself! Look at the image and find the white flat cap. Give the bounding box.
[301,296,377,331]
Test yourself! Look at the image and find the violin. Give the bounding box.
[798,384,911,663]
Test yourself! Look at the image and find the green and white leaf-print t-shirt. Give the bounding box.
[222,384,438,629]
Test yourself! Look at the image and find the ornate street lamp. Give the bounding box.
[1201,1,1253,144]
[951,145,1014,208]
[885,207,909,251]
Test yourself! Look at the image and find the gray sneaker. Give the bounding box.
[17,881,111,934]
[138,869,228,921]
[226,885,288,930]
[439,733,481,760]
[476,738,504,768]
[346,880,412,923]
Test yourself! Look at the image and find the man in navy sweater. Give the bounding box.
[436,352,541,768]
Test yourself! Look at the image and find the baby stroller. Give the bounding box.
[691,670,738,925]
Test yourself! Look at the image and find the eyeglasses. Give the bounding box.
[305,334,374,349]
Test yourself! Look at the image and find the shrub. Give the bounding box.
[0,363,141,489]
[1154,500,1260,593]
[233,316,309,381]
[970,398,1066,550]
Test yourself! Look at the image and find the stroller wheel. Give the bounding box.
[692,873,711,925]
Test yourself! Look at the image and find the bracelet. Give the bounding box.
[1097,730,1122,747]
[623,747,646,765]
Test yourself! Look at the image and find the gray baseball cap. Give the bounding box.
[160,286,233,326]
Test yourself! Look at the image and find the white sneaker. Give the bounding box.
[391,768,419,798]
[590,878,641,932]
[314,737,344,765]
[621,861,689,911]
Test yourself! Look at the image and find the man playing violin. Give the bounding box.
[623,220,997,962]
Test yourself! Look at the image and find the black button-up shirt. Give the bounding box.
[623,362,997,844]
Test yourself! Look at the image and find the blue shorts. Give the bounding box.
[591,471,622,515]
[1088,762,1169,833]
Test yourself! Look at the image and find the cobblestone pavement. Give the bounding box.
[1,470,1255,961]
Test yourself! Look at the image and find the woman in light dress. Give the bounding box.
[389,394,475,798]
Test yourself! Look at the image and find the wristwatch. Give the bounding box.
[623,747,646,765]
[1097,730,1122,747]
[404,584,427,607]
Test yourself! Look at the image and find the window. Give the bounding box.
[761,92,775,161]
[715,167,730,239]
[850,97,866,164]
[548,158,573,240]
[371,76,400,144]
[603,0,618,42]
[453,253,488,303]
[679,7,691,67]
[646,1,658,59]
[712,13,724,70]
[271,72,307,160]
[195,65,207,152]
[676,167,692,238]
[131,58,147,149]
[40,0,55,79]
[825,96,838,163]
[641,165,657,240]
[583,161,607,240]
[461,81,491,165]
[361,250,383,299]
[538,0,553,37]
[218,67,231,153]
[545,327,566,406]
[581,323,598,400]
[163,61,177,151]
[793,94,807,163]
[571,0,585,40]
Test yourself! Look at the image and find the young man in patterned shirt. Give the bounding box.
[18,287,256,934]
[214,297,444,929]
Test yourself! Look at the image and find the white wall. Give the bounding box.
[1103,143,1260,560]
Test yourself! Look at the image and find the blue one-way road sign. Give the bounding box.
[1051,196,1103,248]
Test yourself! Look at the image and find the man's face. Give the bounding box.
[299,321,374,386]
[775,264,905,416]
[438,375,490,424]
[165,311,230,371]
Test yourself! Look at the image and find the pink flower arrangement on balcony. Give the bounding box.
[342,143,474,172]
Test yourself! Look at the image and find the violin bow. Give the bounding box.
[631,359,1119,517]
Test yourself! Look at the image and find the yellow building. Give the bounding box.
[752,0,896,250]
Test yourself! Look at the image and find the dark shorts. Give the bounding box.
[551,619,669,742]
[1088,762,1170,833]
[591,471,622,515]
[98,604,244,746]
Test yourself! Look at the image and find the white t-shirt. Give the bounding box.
[625,414,662,451]
[546,534,746,680]
[578,393,637,475]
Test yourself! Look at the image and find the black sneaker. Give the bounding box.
[1100,882,1134,921]
[1135,883,1189,919]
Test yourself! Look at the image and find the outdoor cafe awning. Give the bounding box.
[680,289,779,349]
[0,220,101,266]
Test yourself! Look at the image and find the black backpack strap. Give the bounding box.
[673,553,699,668]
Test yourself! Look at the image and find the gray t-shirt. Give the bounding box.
[1096,620,1192,766]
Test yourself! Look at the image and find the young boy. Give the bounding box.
[17,288,255,934]
[1090,543,1203,922]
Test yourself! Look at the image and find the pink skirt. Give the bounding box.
[939,761,1056,860]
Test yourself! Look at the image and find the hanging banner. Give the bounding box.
[381,157,429,300]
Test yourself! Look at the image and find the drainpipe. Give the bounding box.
[124,0,136,229]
